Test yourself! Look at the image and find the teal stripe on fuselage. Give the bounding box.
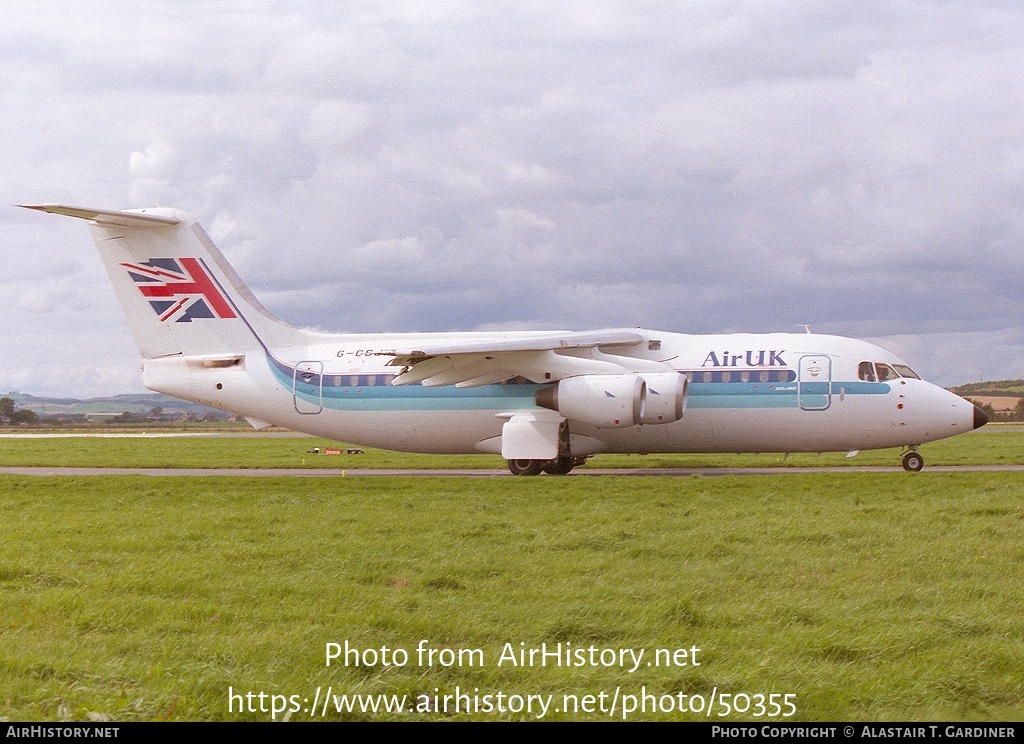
[318,385,539,411]
[270,356,539,411]
[686,381,890,409]
[686,382,799,409]
[835,382,892,395]
[687,390,797,408]
[271,355,892,413]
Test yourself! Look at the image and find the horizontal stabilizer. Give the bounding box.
[23,202,304,359]
[19,204,181,227]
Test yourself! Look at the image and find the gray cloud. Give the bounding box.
[2,1,1023,395]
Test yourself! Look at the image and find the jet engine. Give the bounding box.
[638,371,687,424]
[535,374,646,428]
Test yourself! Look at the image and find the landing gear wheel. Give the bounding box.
[902,452,924,472]
[508,459,543,476]
[541,456,575,475]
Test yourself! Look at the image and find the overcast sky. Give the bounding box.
[2,1,1023,397]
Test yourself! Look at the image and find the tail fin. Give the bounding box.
[20,204,297,359]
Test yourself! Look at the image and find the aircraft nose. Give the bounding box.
[973,404,989,429]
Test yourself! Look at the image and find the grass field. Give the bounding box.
[2,460,1024,721]
[0,424,1021,470]
[0,428,1022,721]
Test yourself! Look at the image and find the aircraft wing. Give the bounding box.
[375,329,673,387]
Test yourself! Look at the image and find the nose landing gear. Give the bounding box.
[901,449,924,472]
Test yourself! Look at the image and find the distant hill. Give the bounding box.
[949,380,1024,398]
[2,391,232,421]
[949,380,1024,419]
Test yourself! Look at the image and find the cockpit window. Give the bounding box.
[892,364,920,380]
[875,363,899,382]
[860,361,918,382]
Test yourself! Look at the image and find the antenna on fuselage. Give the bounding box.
[802,324,812,334]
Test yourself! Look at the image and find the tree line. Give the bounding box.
[0,397,38,425]
[964,396,1024,422]
[0,397,234,426]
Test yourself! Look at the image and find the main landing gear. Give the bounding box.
[507,456,586,476]
[901,448,924,472]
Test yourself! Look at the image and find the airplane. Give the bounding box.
[21,203,988,475]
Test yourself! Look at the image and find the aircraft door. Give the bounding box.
[293,361,323,414]
[798,355,832,411]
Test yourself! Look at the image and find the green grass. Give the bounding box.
[0,425,1021,470]
[2,473,1023,721]
[0,434,500,470]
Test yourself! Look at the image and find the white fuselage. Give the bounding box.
[143,329,978,457]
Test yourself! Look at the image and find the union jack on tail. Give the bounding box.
[122,257,237,323]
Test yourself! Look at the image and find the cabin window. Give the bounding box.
[858,362,876,382]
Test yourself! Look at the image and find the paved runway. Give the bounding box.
[2,465,1023,478]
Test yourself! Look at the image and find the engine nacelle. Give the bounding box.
[535,374,646,428]
[639,372,687,424]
